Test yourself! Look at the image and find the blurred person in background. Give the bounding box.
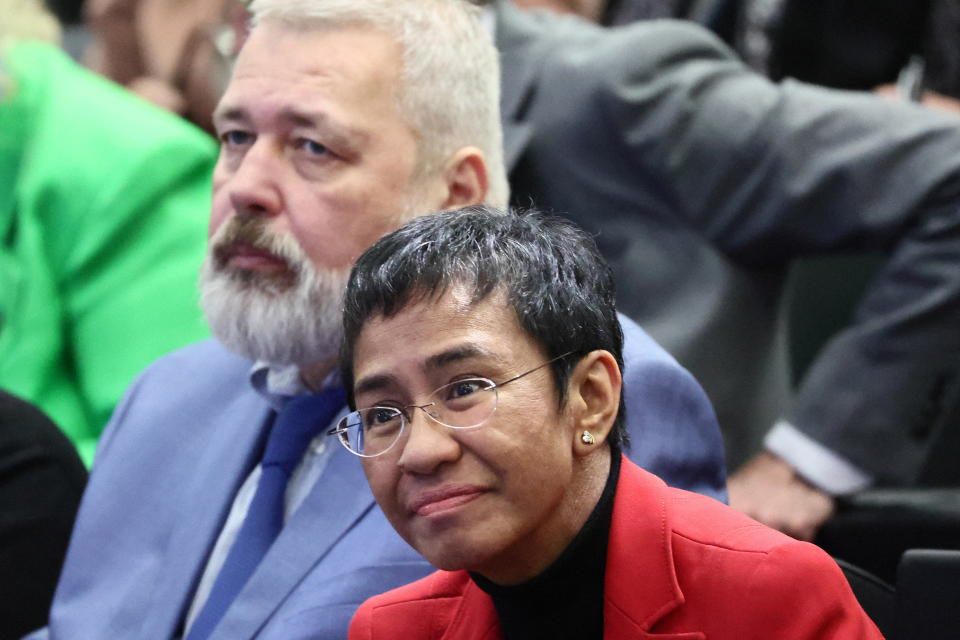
[2,14,89,635]
[478,0,960,543]
[510,0,705,25]
[84,0,250,134]
[0,390,87,639]
[1,0,216,464]
[508,0,960,116]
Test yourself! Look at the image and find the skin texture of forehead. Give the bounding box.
[226,21,405,118]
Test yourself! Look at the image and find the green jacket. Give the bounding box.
[0,42,216,465]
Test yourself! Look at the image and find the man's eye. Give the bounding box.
[298,139,330,156]
[220,130,254,146]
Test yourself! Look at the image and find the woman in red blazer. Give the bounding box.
[334,207,883,640]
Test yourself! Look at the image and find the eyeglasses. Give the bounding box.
[329,352,574,458]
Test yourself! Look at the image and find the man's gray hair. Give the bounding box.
[248,0,509,208]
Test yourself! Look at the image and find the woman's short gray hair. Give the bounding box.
[248,0,508,208]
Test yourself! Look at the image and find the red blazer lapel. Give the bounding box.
[603,458,704,639]
[360,572,500,640]
[438,578,501,640]
[439,458,703,640]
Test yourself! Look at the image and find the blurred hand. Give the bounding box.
[128,76,187,115]
[728,451,835,542]
[875,84,960,115]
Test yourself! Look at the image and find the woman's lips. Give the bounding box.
[408,486,486,517]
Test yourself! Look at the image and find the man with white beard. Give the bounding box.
[28,1,726,638]
[199,217,348,367]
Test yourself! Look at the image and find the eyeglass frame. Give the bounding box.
[328,351,576,458]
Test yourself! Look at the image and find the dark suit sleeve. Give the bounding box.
[0,391,87,639]
[577,21,960,484]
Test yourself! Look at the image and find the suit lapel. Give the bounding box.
[140,390,273,638]
[439,580,502,640]
[434,460,701,640]
[209,439,377,640]
[603,459,704,639]
[374,460,701,639]
[605,608,704,640]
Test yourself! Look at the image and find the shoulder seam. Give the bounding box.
[670,528,785,555]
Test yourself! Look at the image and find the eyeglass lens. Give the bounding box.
[337,378,497,456]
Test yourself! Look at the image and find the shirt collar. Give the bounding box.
[249,362,340,411]
[482,5,496,38]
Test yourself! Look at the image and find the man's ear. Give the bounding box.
[441,147,488,208]
[566,350,622,457]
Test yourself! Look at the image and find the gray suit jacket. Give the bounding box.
[33,315,724,639]
[496,2,960,481]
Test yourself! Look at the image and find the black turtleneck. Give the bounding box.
[470,450,622,640]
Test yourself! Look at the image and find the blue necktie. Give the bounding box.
[185,386,346,640]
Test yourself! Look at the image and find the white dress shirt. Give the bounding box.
[765,420,872,495]
[182,363,346,635]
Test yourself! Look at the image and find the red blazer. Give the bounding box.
[350,457,883,640]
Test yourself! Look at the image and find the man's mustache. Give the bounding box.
[211,218,302,277]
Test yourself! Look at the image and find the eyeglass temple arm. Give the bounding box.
[495,350,575,389]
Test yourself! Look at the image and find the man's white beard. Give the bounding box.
[199,218,350,366]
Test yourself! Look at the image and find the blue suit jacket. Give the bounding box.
[34,317,724,639]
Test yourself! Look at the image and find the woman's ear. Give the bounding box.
[565,350,622,457]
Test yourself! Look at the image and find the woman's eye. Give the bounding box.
[372,409,397,424]
[449,380,483,399]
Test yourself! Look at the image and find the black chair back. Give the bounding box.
[896,549,960,640]
[835,558,896,638]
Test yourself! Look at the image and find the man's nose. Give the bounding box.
[397,409,460,475]
[226,142,283,219]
